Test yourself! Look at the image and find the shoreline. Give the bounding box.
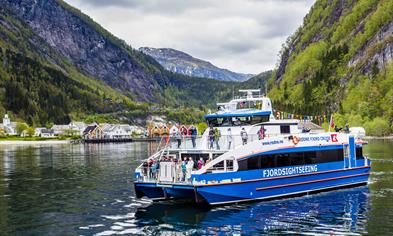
[0,140,71,145]
[364,136,393,140]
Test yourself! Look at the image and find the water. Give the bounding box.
[0,140,392,235]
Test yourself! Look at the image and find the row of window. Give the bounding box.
[206,115,270,127]
[238,148,364,171]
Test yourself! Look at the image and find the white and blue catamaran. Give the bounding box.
[134,90,370,206]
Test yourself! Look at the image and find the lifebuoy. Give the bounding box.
[292,136,300,145]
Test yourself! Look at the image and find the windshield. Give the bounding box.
[206,115,269,127]
[236,101,263,109]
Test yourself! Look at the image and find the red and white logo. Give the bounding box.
[331,134,338,142]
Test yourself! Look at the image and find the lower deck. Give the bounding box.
[134,161,371,205]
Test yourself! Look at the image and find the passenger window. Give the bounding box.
[280,125,290,134]
[226,160,234,171]
[356,147,364,159]
[247,156,259,170]
[237,148,345,171]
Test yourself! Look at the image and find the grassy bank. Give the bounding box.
[0,136,79,141]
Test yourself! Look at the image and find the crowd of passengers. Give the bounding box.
[168,125,198,148]
[141,156,212,182]
[207,126,267,150]
[167,125,271,150]
[170,123,349,151]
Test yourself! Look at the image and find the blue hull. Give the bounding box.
[134,182,167,200]
[134,182,197,201]
[196,167,370,205]
[134,166,370,205]
[165,186,195,199]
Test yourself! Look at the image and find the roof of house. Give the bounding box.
[41,128,55,134]
[52,125,69,130]
[69,122,86,128]
[118,124,132,131]
[83,125,98,135]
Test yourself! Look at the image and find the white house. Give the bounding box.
[103,124,133,139]
[35,128,55,138]
[169,125,179,136]
[35,127,46,137]
[51,125,69,136]
[0,114,17,135]
[69,121,86,135]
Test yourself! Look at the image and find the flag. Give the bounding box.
[329,115,335,128]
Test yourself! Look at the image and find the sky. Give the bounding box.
[65,0,315,74]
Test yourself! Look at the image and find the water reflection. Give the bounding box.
[0,140,392,235]
[135,187,370,235]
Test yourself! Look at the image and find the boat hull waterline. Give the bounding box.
[134,162,370,205]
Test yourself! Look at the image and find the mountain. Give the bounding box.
[0,5,147,125]
[139,47,254,81]
[269,0,393,135]
[0,0,171,102]
[0,0,269,125]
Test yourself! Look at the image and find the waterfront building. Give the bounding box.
[82,125,104,140]
[103,124,133,139]
[69,122,87,135]
[35,128,55,138]
[51,125,69,136]
[0,114,17,135]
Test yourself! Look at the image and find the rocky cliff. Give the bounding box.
[270,0,392,113]
[1,0,169,101]
[0,5,142,124]
[139,47,253,81]
[0,0,271,125]
[269,0,393,134]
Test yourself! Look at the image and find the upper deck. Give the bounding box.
[205,89,272,118]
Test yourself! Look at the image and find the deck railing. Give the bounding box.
[162,133,284,151]
[136,133,290,183]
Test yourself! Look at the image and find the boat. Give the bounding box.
[133,89,371,206]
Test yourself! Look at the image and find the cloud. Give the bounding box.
[65,0,315,74]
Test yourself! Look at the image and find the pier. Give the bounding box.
[82,137,160,144]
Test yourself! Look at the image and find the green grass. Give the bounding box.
[0,136,72,141]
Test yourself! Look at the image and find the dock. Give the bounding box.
[82,137,160,144]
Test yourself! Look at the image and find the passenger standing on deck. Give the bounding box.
[214,128,221,150]
[344,123,350,133]
[142,161,148,178]
[172,157,178,182]
[227,128,233,149]
[148,159,153,179]
[197,157,205,169]
[175,129,182,148]
[151,160,158,179]
[181,157,187,181]
[190,125,197,148]
[169,128,176,148]
[156,159,160,178]
[258,126,266,140]
[241,127,248,145]
[208,127,214,149]
[186,157,194,181]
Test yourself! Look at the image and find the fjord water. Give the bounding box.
[0,140,392,235]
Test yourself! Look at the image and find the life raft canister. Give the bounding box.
[292,136,300,145]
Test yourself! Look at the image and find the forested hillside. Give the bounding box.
[0,0,270,126]
[269,0,393,135]
[0,6,146,126]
